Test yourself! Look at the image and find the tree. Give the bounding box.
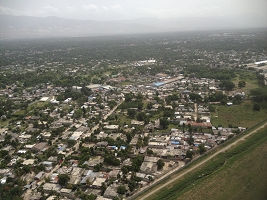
[238,80,246,88]
[67,140,76,147]
[125,93,134,102]
[220,99,227,105]
[147,149,154,155]
[146,102,153,109]
[163,109,173,118]
[121,166,128,175]
[128,180,137,191]
[253,103,260,111]
[189,93,202,102]
[156,159,165,170]
[198,144,206,155]
[127,109,136,118]
[186,149,194,159]
[58,174,70,186]
[100,182,107,195]
[73,109,83,119]
[159,118,169,129]
[117,185,126,195]
[137,102,143,110]
[136,112,146,121]
[187,133,194,145]
[219,80,235,91]
[136,92,143,101]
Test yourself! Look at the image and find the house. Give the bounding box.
[60,188,74,198]
[96,141,108,147]
[22,159,35,165]
[48,156,58,163]
[103,125,119,130]
[42,161,53,167]
[43,183,61,193]
[32,142,48,152]
[108,169,120,179]
[103,185,118,199]
[186,122,212,129]
[148,142,167,149]
[34,171,45,180]
[87,156,104,168]
[49,173,59,183]
[140,162,158,174]
[69,131,83,140]
[69,167,84,184]
[92,177,107,188]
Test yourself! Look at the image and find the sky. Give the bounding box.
[0,0,267,24]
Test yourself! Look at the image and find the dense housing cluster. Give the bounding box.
[0,28,267,200]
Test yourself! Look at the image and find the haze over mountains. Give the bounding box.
[0,14,266,40]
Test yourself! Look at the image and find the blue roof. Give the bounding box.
[171,141,180,145]
[153,82,165,87]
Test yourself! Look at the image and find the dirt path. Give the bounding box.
[137,122,267,200]
[193,103,197,121]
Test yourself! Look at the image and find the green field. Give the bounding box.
[143,126,267,200]
[210,100,267,128]
[28,101,48,110]
[232,70,259,94]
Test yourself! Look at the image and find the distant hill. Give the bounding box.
[0,15,265,40]
[0,15,161,40]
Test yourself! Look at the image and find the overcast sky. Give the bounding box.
[0,0,267,23]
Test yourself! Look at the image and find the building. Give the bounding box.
[43,183,61,193]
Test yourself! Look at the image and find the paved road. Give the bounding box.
[137,122,267,200]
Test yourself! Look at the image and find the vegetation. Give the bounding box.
[156,159,165,170]
[210,100,267,127]
[58,174,70,186]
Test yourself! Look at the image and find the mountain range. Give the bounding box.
[0,15,265,40]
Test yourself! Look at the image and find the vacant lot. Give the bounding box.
[210,100,267,127]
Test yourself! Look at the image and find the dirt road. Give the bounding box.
[137,122,267,200]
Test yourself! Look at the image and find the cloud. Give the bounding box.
[82,4,98,11]
[138,6,221,19]
[0,5,61,17]
[66,6,75,12]
[43,5,58,12]
[102,6,109,11]
[0,6,31,16]
[42,5,59,16]
[111,5,123,10]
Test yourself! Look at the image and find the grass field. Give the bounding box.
[231,70,259,94]
[210,100,267,128]
[28,101,48,110]
[144,126,267,200]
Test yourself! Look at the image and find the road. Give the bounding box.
[136,122,267,200]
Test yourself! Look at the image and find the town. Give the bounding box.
[0,29,267,200]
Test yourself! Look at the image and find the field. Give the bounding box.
[231,70,259,94]
[143,126,267,200]
[210,100,267,128]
